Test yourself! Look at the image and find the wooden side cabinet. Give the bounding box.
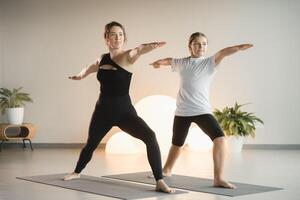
[0,123,36,151]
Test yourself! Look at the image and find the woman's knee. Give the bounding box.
[142,129,158,144]
[171,134,186,147]
[171,139,185,147]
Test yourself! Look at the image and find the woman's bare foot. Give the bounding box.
[63,172,80,181]
[155,179,175,193]
[213,179,236,189]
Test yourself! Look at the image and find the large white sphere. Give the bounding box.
[134,95,176,155]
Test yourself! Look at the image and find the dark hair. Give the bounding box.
[104,21,127,42]
[188,32,207,46]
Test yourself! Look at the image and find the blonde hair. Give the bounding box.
[188,32,207,46]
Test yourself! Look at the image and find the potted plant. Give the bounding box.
[213,102,263,152]
[0,87,33,125]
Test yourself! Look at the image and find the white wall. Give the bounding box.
[0,2,3,86]
[1,0,299,144]
[0,5,3,122]
[0,21,2,89]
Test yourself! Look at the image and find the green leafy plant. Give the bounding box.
[213,102,263,138]
[0,87,33,115]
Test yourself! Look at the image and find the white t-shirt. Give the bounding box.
[171,56,217,116]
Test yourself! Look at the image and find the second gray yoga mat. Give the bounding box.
[103,171,282,197]
[17,173,187,200]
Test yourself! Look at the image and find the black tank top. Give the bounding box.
[97,53,132,97]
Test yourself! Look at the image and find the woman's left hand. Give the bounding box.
[239,44,253,50]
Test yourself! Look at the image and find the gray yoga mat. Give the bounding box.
[103,171,282,197]
[17,173,187,200]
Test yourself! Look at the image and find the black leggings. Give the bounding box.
[74,95,163,181]
[172,114,225,147]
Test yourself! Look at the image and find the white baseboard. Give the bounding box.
[1,142,300,150]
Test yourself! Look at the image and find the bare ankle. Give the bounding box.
[214,175,223,181]
[163,167,171,173]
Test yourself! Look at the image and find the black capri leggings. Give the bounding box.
[74,95,163,181]
[172,114,225,147]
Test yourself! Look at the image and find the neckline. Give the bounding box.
[107,53,132,74]
[189,56,205,60]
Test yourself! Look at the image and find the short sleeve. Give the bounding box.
[207,55,217,72]
[209,55,216,68]
[171,58,184,72]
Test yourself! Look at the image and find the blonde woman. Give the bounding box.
[151,32,253,189]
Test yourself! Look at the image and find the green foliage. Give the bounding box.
[213,102,264,137]
[0,87,33,115]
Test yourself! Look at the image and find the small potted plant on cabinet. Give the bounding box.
[0,87,33,125]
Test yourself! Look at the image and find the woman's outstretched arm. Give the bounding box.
[127,42,166,64]
[149,58,172,68]
[68,60,100,80]
[214,44,253,66]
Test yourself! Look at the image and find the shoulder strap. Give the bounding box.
[99,53,122,70]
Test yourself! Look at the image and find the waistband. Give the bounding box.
[97,94,132,105]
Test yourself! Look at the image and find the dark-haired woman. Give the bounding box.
[63,21,173,193]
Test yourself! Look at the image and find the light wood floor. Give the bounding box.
[0,147,299,200]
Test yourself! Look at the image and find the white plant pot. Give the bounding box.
[226,136,244,153]
[5,107,24,125]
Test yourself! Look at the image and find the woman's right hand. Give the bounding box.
[150,62,160,68]
[68,75,81,80]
